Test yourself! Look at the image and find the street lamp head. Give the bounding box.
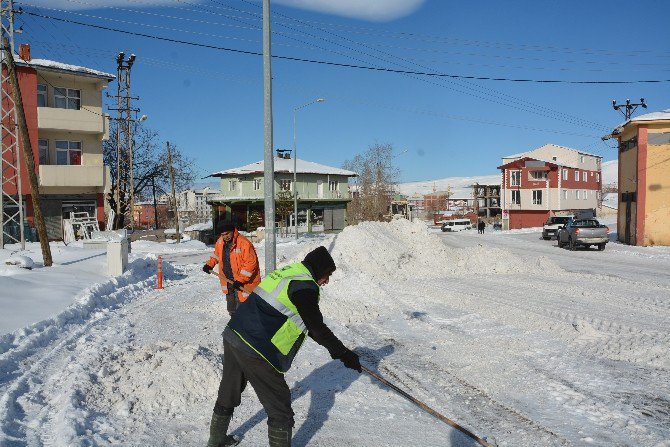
[139,114,148,122]
[316,98,325,103]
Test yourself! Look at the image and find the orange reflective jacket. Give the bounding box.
[206,230,260,301]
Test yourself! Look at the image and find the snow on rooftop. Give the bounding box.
[16,56,115,80]
[623,108,670,126]
[503,143,601,159]
[208,156,357,177]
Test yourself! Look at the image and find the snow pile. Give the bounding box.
[4,255,34,269]
[84,342,221,420]
[132,239,207,253]
[184,221,213,231]
[327,219,554,279]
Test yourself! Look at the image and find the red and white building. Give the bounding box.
[2,44,113,240]
[498,144,602,229]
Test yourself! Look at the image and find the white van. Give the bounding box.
[440,219,472,232]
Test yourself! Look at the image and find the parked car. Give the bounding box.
[542,216,571,240]
[557,218,609,251]
[441,219,472,232]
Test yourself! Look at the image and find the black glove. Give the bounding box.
[231,280,243,291]
[338,349,362,373]
[203,264,213,274]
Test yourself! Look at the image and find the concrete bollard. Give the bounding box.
[157,256,163,290]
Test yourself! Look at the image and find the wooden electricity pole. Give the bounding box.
[166,141,180,243]
[3,37,52,266]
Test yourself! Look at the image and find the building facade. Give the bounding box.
[605,109,670,246]
[499,144,602,229]
[2,44,114,240]
[176,186,220,227]
[207,151,356,232]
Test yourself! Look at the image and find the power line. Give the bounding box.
[23,10,670,85]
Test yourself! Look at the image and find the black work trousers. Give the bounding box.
[225,292,239,316]
[213,330,295,428]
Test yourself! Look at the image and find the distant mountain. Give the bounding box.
[601,160,617,185]
[397,159,618,198]
[396,174,500,199]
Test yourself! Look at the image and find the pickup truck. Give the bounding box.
[542,216,571,240]
[557,218,610,251]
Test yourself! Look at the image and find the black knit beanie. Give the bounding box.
[303,246,336,280]
[218,221,236,232]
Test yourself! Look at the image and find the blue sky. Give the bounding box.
[20,0,670,183]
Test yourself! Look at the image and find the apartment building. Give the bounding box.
[207,150,356,231]
[604,109,670,246]
[7,44,114,239]
[176,186,220,227]
[499,144,602,229]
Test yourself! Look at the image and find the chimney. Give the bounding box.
[19,44,31,62]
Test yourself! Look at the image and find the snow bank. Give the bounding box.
[4,255,34,269]
[132,239,207,253]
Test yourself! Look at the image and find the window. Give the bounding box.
[253,178,262,191]
[511,190,520,205]
[38,139,49,164]
[54,87,81,110]
[582,171,587,182]
[532,190,542,205]
[562,189,568,200]
[583,190,588,199]
[596,173,600,182]
[530,170,547,180]
[229,180,237,191]
[510,170,521,186]
[576,190,581,200]
[280,179,292,191]
[37,84,47,107]
[575,170,579,181]
[562,169,568,181]
[580,155,585,163]
[55,140,81,165]
[329,180,339,191]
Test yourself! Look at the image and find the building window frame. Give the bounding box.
[37,84,47,107]
[562,169,568,181]
[510,170,521,186]
[38,138,49,165]
[55,140,82,165]
[54,87,81,110]
[329,180,339,191]
[279,179,292,191]
[583,189,588,199]
[529,170,547,181]
[532,190,542,205]
[229,180,237,192]
[562,189,568,200]
[576,190,581,200]
[511,190,521,205]
[596,173,600,182]
[580,155,585,163]
[582,171,587,182]
[575,170,579,181]
[253,178,262,191]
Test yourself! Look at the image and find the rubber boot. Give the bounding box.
[268,426,292,447]
[206,413,233,447]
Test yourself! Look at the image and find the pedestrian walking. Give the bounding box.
[205,246,362,447]
[478,220,486,234]
[203,221,260,316]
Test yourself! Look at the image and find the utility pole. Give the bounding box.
[108,52,139,230]
[0,0,25,249]
[262,0,276,273]
[151,175,158,230]
[3,37,52,265]
[166,141,180,243]
[612,98,647,121]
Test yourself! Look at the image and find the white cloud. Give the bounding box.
[273,0,426,22]
[26,0,425,22]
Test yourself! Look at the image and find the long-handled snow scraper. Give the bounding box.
[362,366,497,447]
[209,271,255,294]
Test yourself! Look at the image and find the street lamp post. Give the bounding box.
[293,98,324,240]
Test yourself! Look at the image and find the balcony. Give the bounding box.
[39,164,105,188]
[37,107,108,135]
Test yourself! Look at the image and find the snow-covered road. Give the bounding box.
[1,221,669,446]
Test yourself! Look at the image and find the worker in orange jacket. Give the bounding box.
[203,221,260,316]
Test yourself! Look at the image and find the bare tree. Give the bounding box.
[344,143,400,224]
[103,121,196,229]
[275,190,294,237]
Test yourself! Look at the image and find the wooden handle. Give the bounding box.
[209,270,255,294]
[362,366,495,447]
